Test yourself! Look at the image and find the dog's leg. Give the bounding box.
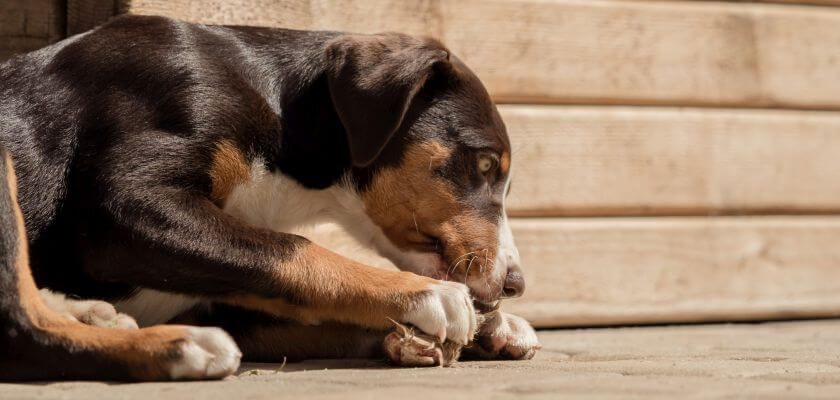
[174,304,387,361]
[0,150,241,381]
[173,304,462,367]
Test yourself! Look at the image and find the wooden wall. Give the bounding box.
[0,0,64,60]
[5,0,840,327]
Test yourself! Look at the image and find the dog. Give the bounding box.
[0,15,540,381]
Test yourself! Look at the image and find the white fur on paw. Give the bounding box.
[169,327,242,380]
[39,288,139,329]
[481,312,541,360]
[402,281,476,345]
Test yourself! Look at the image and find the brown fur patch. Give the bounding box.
[225,242,433,329]
[209,140,250,206]
[361,141,500,288]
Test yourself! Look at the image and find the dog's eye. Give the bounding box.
[477,154,498,174]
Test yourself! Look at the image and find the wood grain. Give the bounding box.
[504,216,840,327]
[67,0,118,35]
[0,0,64,61]
[0,0,64,39]
[501,105,840,216]
[749,0,840,5]
[295,217,840,328]
[117,0,840,109]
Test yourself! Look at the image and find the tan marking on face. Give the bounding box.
[361,141,500,283]
[500,151,511,176]
[209,140,250,206]
[438,212,498,281]
[224,242,432,329]
[3,153,198,381]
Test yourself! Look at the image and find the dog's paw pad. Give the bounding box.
[383,320,461,367]
[168,327,242,380]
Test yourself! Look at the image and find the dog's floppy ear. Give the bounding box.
[326,33,450,167]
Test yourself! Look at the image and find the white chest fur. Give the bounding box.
[222,161,360,232]
[115,162,381,326]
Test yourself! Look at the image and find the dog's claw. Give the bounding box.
[384,320,462,367]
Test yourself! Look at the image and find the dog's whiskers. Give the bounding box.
[464,255,477,285]
[446,255,471,281]
[411,212,420,236]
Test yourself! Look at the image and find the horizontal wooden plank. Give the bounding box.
[502,105,840,216]
[0,0,64,62]
[119,0,840,109]
[752,1,840,5]
[504,217,840,327]
[0,0,64,40]
[293,217,840,328]
[67,0,118,35]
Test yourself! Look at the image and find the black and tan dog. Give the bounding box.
[0,15,539,381]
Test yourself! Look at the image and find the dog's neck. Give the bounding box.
[220,25,354,190]
[217,26,416,262]
[221,160,394,256]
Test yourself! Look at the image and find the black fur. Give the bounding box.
[0,15,509,305]
[1,16,343,301]
[0,150,145,381]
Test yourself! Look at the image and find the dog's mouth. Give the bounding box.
[474,299,500,313]
[407,233,505,307]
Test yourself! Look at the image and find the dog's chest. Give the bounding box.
[115,163,363,326]
[222,162,354,231]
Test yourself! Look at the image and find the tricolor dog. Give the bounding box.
[0,15,539,381]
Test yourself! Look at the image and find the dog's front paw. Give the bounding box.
[465,311,541,360]
[383,320,462,367]
[168,327,242,380]
[401,281,477,345]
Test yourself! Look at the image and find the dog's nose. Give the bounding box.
[502,264,525,298]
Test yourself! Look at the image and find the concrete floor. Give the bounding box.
[4,320,840,399]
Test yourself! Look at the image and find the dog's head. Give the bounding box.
[326,33,522,305]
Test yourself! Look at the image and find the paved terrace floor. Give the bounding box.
[4,320,840,399]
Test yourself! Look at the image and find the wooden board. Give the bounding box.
[501,105,840,217]
[0,0,63,39]
[112,0,840,109]
[0,0,64,61]
[752,1,840,5]
[67,0,118,35]
[504,216,840,327]
[295,217,840,328]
